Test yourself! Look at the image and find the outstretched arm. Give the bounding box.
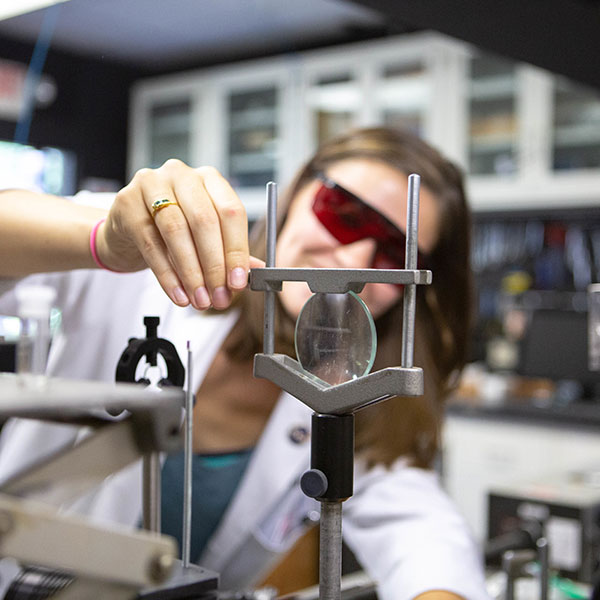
[0,189,106,276]
[0,160,260,310]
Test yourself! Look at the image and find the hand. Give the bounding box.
[97,159,263,310]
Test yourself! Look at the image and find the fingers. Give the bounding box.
[129,160,251,310]
[200,167,249,291]
[168,170,229,309]
[138,221,193,307]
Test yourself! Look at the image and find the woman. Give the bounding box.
[0,127,488,600]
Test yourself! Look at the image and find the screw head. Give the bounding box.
[300,469,328,498]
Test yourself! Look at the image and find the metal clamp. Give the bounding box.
[250,176,429,600]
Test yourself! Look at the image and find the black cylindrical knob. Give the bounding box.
[309,412,354,501]
[301,469,328,498]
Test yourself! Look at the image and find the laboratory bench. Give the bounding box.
[446,393,600,431]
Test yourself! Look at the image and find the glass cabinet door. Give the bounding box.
[376,61,429,137]
[305,73,360,146]
[226,87,278,188]
[552,77,600,171]
[149,99,192,168]
[468,54,519,177]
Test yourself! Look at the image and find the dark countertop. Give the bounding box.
[447,396,600,430]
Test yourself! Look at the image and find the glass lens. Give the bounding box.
[294,292,377,385]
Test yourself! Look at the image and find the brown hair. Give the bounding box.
[225,127,473,469]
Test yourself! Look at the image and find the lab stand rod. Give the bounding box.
[319,501,343,600]
[182,342,193,567]
[401,174,420,369]
[142,453,161,533]
[537,537,549,600]
[263,182,277,355]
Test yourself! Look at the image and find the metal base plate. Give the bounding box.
[138,561,218,600]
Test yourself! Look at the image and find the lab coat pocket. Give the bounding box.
[253,482,320,553]
[218,484,320,590]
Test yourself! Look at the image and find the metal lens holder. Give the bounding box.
[249,176,432,600]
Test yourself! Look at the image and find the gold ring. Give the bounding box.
[151,198,178,218]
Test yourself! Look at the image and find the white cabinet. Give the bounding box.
[129,33,462,218]
[128,32,600,216]
[297,35,449,151]
[463,49,600,210]
[129,60,299,219]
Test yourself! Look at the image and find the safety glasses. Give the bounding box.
[312,174,427,270]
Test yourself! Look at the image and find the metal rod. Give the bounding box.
[319,501,343,600]
[401,173,420,368]
[142,453,161,533]
[537,537,549,600]
[264,181,277,355]
[502,551,516,600]
[182,341,194,567]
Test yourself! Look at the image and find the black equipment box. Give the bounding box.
[488,475,600,583]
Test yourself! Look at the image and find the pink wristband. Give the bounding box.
[89,218,120,272]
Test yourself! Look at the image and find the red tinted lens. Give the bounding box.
[313,179,408,269]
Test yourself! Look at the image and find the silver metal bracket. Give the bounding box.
[249,267,431,294]
[254,354,423,415]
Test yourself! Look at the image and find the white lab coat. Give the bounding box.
[0,268,490,600]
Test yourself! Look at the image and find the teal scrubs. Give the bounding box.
[160,448,253,562]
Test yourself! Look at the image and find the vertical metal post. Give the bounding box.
[142,454,161,533]
[537,537,549,600]
[401,174,420,368]
[319,501,343,600]
[182,341,194,567]
[502,551,517,600]
[264,182,277,355]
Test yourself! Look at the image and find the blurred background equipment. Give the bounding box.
[0,140,76,195]
[487,469,600,585]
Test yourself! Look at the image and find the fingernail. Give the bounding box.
[194,286,210,309]
[211,286,231,309]
[229,267,247,288]
[172,286,189,305]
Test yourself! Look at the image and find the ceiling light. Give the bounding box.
[0,0,70,21]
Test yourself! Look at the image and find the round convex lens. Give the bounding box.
[294,292,377,385]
